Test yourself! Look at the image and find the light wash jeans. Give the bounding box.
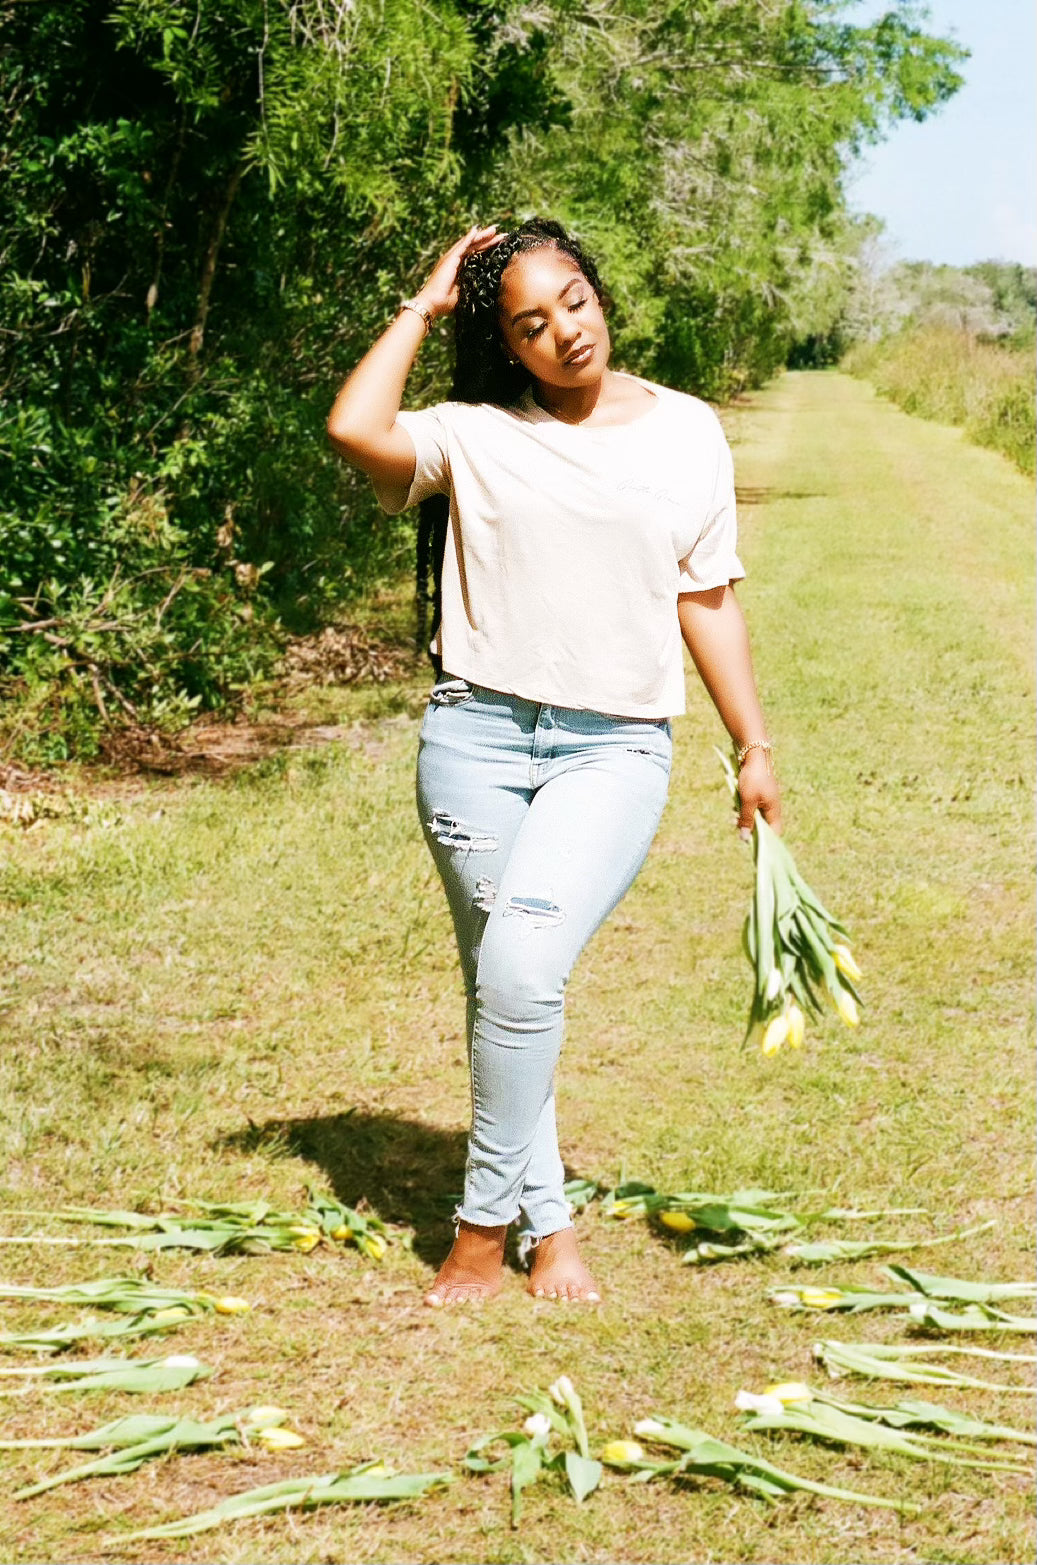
[416,676,672,1251]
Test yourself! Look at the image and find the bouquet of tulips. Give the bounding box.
[717,750,863,1055]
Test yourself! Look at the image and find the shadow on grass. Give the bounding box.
[735,485,824,505]
[219,1109,468,1267]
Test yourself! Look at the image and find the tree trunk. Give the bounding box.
[188,163,245,377]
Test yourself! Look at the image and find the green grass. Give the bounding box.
[844,325,1036,475]
[0,371,1033,1563]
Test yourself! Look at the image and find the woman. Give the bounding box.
[328,218,781,1308]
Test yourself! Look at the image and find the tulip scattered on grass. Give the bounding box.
[7,1406,304,1498]
[807,1387,1036,1446]
[116,1464,454,1541]
[561,1179,601,1212]
[0,1353,212,1396]
[0,1278,241,1314]
[783,1219,996,1267]
[466,1377,602,1526]
[0,1188,392,1261]
[887,1265,1037,1305]
[601,1183,957,1267]
[814,1338,1036,1397]
[773,1266,1037,1330]
[735,1386,1032,1474]
[614,1414,909,1511]
[0,1277,251,1354]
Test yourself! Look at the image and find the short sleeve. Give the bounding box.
[677,424,745,592]
[370,406,451,514]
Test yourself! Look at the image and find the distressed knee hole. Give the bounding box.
[426,812,498,852]
[473,876,497,912]
[503,895,565,928]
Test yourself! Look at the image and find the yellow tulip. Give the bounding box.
[362,1233,388,1260]
[833,944,862,981]
[601,1440,645,1465]
[763,1381,812,1404]
[331,1225,353,1242]
[292,1233,321,1253]
[798,1287,844,1310]
[213,1296,251,1315]
[255,1426,306,1451]
[761,1013,789,1057]
[244,1406,289,1428]
[659,1210,696,1233]
[609,1199,640,1219]
[786,1004,805,1049]
[834,988,860,1027]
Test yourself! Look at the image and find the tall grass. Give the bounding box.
[844,326,1036,475]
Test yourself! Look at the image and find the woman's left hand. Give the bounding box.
[737,750,781,840]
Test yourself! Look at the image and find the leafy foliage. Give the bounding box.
[0,1,966,755]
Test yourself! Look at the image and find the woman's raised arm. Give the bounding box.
[327,224,500,490]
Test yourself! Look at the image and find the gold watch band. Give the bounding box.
[398,299,433,336]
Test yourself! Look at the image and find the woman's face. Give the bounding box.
[497,245,610,390]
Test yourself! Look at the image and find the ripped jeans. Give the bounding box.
[416,676,672,1248]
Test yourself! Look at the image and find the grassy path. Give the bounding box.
[0,372,1033,1564]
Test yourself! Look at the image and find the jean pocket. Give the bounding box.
[429,676,475,708]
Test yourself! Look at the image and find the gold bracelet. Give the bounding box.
[737,739,773,768]
[398,299,433,336]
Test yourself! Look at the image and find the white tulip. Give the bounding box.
[734,1390,785,1418]
[523,1412,552,1445]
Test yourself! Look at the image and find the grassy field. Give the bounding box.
[0,371,1033,1564]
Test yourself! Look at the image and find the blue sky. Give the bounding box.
[846,0,1036,266]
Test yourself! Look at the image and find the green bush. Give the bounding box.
[844,327,1035,476]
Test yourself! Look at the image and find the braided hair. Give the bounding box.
[418,218,608,669]
[452,216,609,406]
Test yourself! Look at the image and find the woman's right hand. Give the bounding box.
[416,225,503,319]
[327,225,502,490]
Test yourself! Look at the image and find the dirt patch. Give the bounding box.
[282,622,423,689]
[0,622,428,811]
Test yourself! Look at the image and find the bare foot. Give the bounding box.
[527,1228,601,1303]
[423,1220,508,1307]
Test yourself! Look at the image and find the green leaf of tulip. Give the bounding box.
[633,1413,910,1511]
[883,1266,1036,1303]
[737,1395,1031,1474]
[564,1451,602,1502]
[117,1468,455,1542]
[815,1339,1037,1395]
